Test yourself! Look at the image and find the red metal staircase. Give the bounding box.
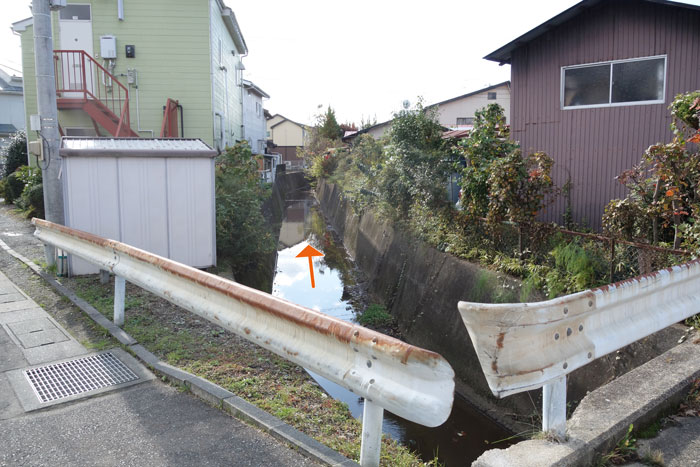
[53,50,138,137]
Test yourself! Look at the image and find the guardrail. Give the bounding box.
[458,259,700,438]
[32,219,455,466]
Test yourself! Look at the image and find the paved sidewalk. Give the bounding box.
[0,210,317,466]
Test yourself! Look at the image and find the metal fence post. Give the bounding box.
[359,399,383,467]
[114,275,125,326]
[542,376,567,439]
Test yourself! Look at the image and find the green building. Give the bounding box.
[12,0,248,151]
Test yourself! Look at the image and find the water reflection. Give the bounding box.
[271,194,515,465]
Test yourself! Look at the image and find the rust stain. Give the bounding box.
[496,332,505,349]
[491,360,498,373]
[244,327,251,335]
[31,218,447,367]
[514,362,554,376]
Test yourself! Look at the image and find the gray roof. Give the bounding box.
[0,124,18,135]
[485,0,700,64]
[60,137,217,158]
[0,76,22,93]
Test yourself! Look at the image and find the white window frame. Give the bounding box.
[560,54,667,110]
[60,3,92,22]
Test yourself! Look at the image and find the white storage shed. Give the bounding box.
[59,137,218,275]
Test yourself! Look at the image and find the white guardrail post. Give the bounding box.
[458,259,700,438]
[360,400,384,467]
[31,219,455,466]
[114,275,126,327]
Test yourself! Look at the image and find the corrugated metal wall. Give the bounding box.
[510,0,700,230]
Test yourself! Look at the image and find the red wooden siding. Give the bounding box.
[510,0,700,230]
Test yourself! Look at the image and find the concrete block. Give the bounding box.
[128,344,159,366]
[271,423,358,466]
[151,361,192,386]
[473,334,700,466]
[187,376,235,408]
[222,395,284,432]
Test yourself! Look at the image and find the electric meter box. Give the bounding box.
[100,35,117,59]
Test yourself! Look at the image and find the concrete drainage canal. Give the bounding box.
[271,189,514,465]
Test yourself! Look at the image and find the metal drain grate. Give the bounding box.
[23,352,139,403]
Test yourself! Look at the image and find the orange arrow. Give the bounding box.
[296,244,324,288]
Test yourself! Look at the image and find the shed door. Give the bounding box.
[58,4,94,97]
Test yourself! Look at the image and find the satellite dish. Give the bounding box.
[402,100,410,109]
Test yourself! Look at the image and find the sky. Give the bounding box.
[3,0,700,125]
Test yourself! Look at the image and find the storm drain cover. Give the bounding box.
[23,352,139,403]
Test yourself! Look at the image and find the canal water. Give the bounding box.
[271,190,515,465]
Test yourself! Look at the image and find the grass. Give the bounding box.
[358,304,392,327]
[66,275,428,466]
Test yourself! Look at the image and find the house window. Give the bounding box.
[60,4,91,20]
[562,55,666,109]
[456,117,474,126]
[487,92,497,100]
[256,102,261,116]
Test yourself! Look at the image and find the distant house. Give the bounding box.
[0,67,25,152]
[242,79,269,155]
[485,0,700,229]
[13,0,250,152]
[344,82,511,142]
[266,114,309,166]
[427,81,511,130]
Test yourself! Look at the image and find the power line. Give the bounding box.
[0,63,23,74]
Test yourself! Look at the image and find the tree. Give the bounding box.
[603,91,700,249]
[215,142,275,277]
[318,106,343,141]
[377,99,450,216]
[457,104,519,217]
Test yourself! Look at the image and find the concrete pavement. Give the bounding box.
[0,266,318,466]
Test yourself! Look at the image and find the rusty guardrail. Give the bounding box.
[32,219,455,466]
[458,259,700,437]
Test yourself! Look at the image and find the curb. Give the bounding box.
[0,239,358,467]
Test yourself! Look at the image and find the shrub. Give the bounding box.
[3,130,28,178]
[3,172,25,204]
[215,142,276,278]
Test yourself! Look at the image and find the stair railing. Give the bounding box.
[53,50,132,136]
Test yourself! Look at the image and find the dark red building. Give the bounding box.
[486,0,700,229]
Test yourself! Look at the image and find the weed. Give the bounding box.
[597,424,638,466]
[637,420,663,439]
[358,304,392,327]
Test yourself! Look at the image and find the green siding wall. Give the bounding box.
[21,25,37,149]
[22,0,218,146]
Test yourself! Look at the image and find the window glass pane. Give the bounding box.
[611,58,664,103]
[564,64,610,106]
[60,5,91,20]
[487,92,497,100]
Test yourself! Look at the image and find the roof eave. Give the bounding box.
[484,0,700,64]
[221,7,248,55]
[11,17,33,33]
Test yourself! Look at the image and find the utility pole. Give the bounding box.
[33,0,64,266]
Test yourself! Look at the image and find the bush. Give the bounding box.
[215,142,276,278]
[3,131,28,178]
[3,172,25,204]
